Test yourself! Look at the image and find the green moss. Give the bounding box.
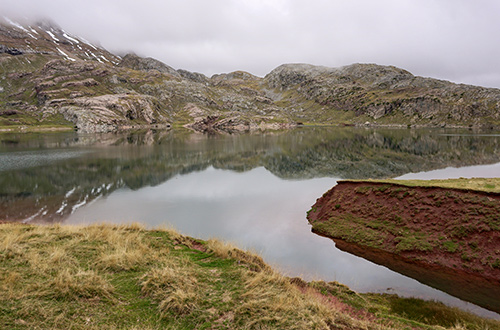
[395,236,433,252]
[442,241,459,253]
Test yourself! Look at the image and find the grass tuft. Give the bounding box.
[141,261,200,317]
[206,239,271,272]
[45,268,115,300]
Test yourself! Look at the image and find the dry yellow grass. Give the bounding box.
[45,268,115,300]
[140,252,201,317]
[206,239,271,272]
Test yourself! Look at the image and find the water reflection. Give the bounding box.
[2,127,500,224]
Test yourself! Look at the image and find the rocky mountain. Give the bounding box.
[265,63,500,128]
[1,18,500,132]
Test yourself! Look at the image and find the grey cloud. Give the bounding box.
[1,0,499,87]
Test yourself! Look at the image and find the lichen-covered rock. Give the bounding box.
[177,69,209,84]
[118,53,180,77]
[44,94,166,132]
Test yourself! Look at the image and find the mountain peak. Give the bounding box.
[0,16,120,64]
[118,53,179,77]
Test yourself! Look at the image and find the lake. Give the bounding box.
[1,127,500,319]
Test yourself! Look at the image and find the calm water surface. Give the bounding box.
[1,127,499,318]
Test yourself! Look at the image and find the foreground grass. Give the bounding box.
[1,224,498,330]
[364,177,500,193]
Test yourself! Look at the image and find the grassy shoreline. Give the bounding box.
[1,223,499,329]
[358,178,500,194]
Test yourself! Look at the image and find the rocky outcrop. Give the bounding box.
[119,53,180,77]
[185,115,297,133]
[177,69,209,84]
[45,93,166,132]
[0,45,23,55]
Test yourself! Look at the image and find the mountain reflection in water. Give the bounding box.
[2,127,500,224]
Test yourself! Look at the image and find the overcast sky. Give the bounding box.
[2,0,500,88]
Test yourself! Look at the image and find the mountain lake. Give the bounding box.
[1,126,500,319]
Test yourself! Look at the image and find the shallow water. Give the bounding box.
[1,127,500,318]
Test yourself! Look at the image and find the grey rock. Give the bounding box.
[118,53,180,77]
[0,45,23,55]
[177,69,209,84]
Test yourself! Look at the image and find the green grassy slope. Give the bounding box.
[1,223,498,329]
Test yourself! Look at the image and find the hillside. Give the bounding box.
[1,18,500,132]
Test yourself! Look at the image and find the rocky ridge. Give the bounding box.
[1,18,500,132]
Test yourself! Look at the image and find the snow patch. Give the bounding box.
[57,47,76,62]
[89,51,104,63]
[5,17,29,33]
[65,187,76,198]
[46,30,59,42]
[72,198,88,213]
[22,207,45,223]
[56,201,67,214]
[63,32,80,44]
[78,36,97,50]
[4,18,37,39]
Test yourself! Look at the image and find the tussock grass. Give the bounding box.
[237,270,340,329]
[0,223,498,330]
[206,238,271,272]
[45,268,115,300]
[141,263,200,316]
